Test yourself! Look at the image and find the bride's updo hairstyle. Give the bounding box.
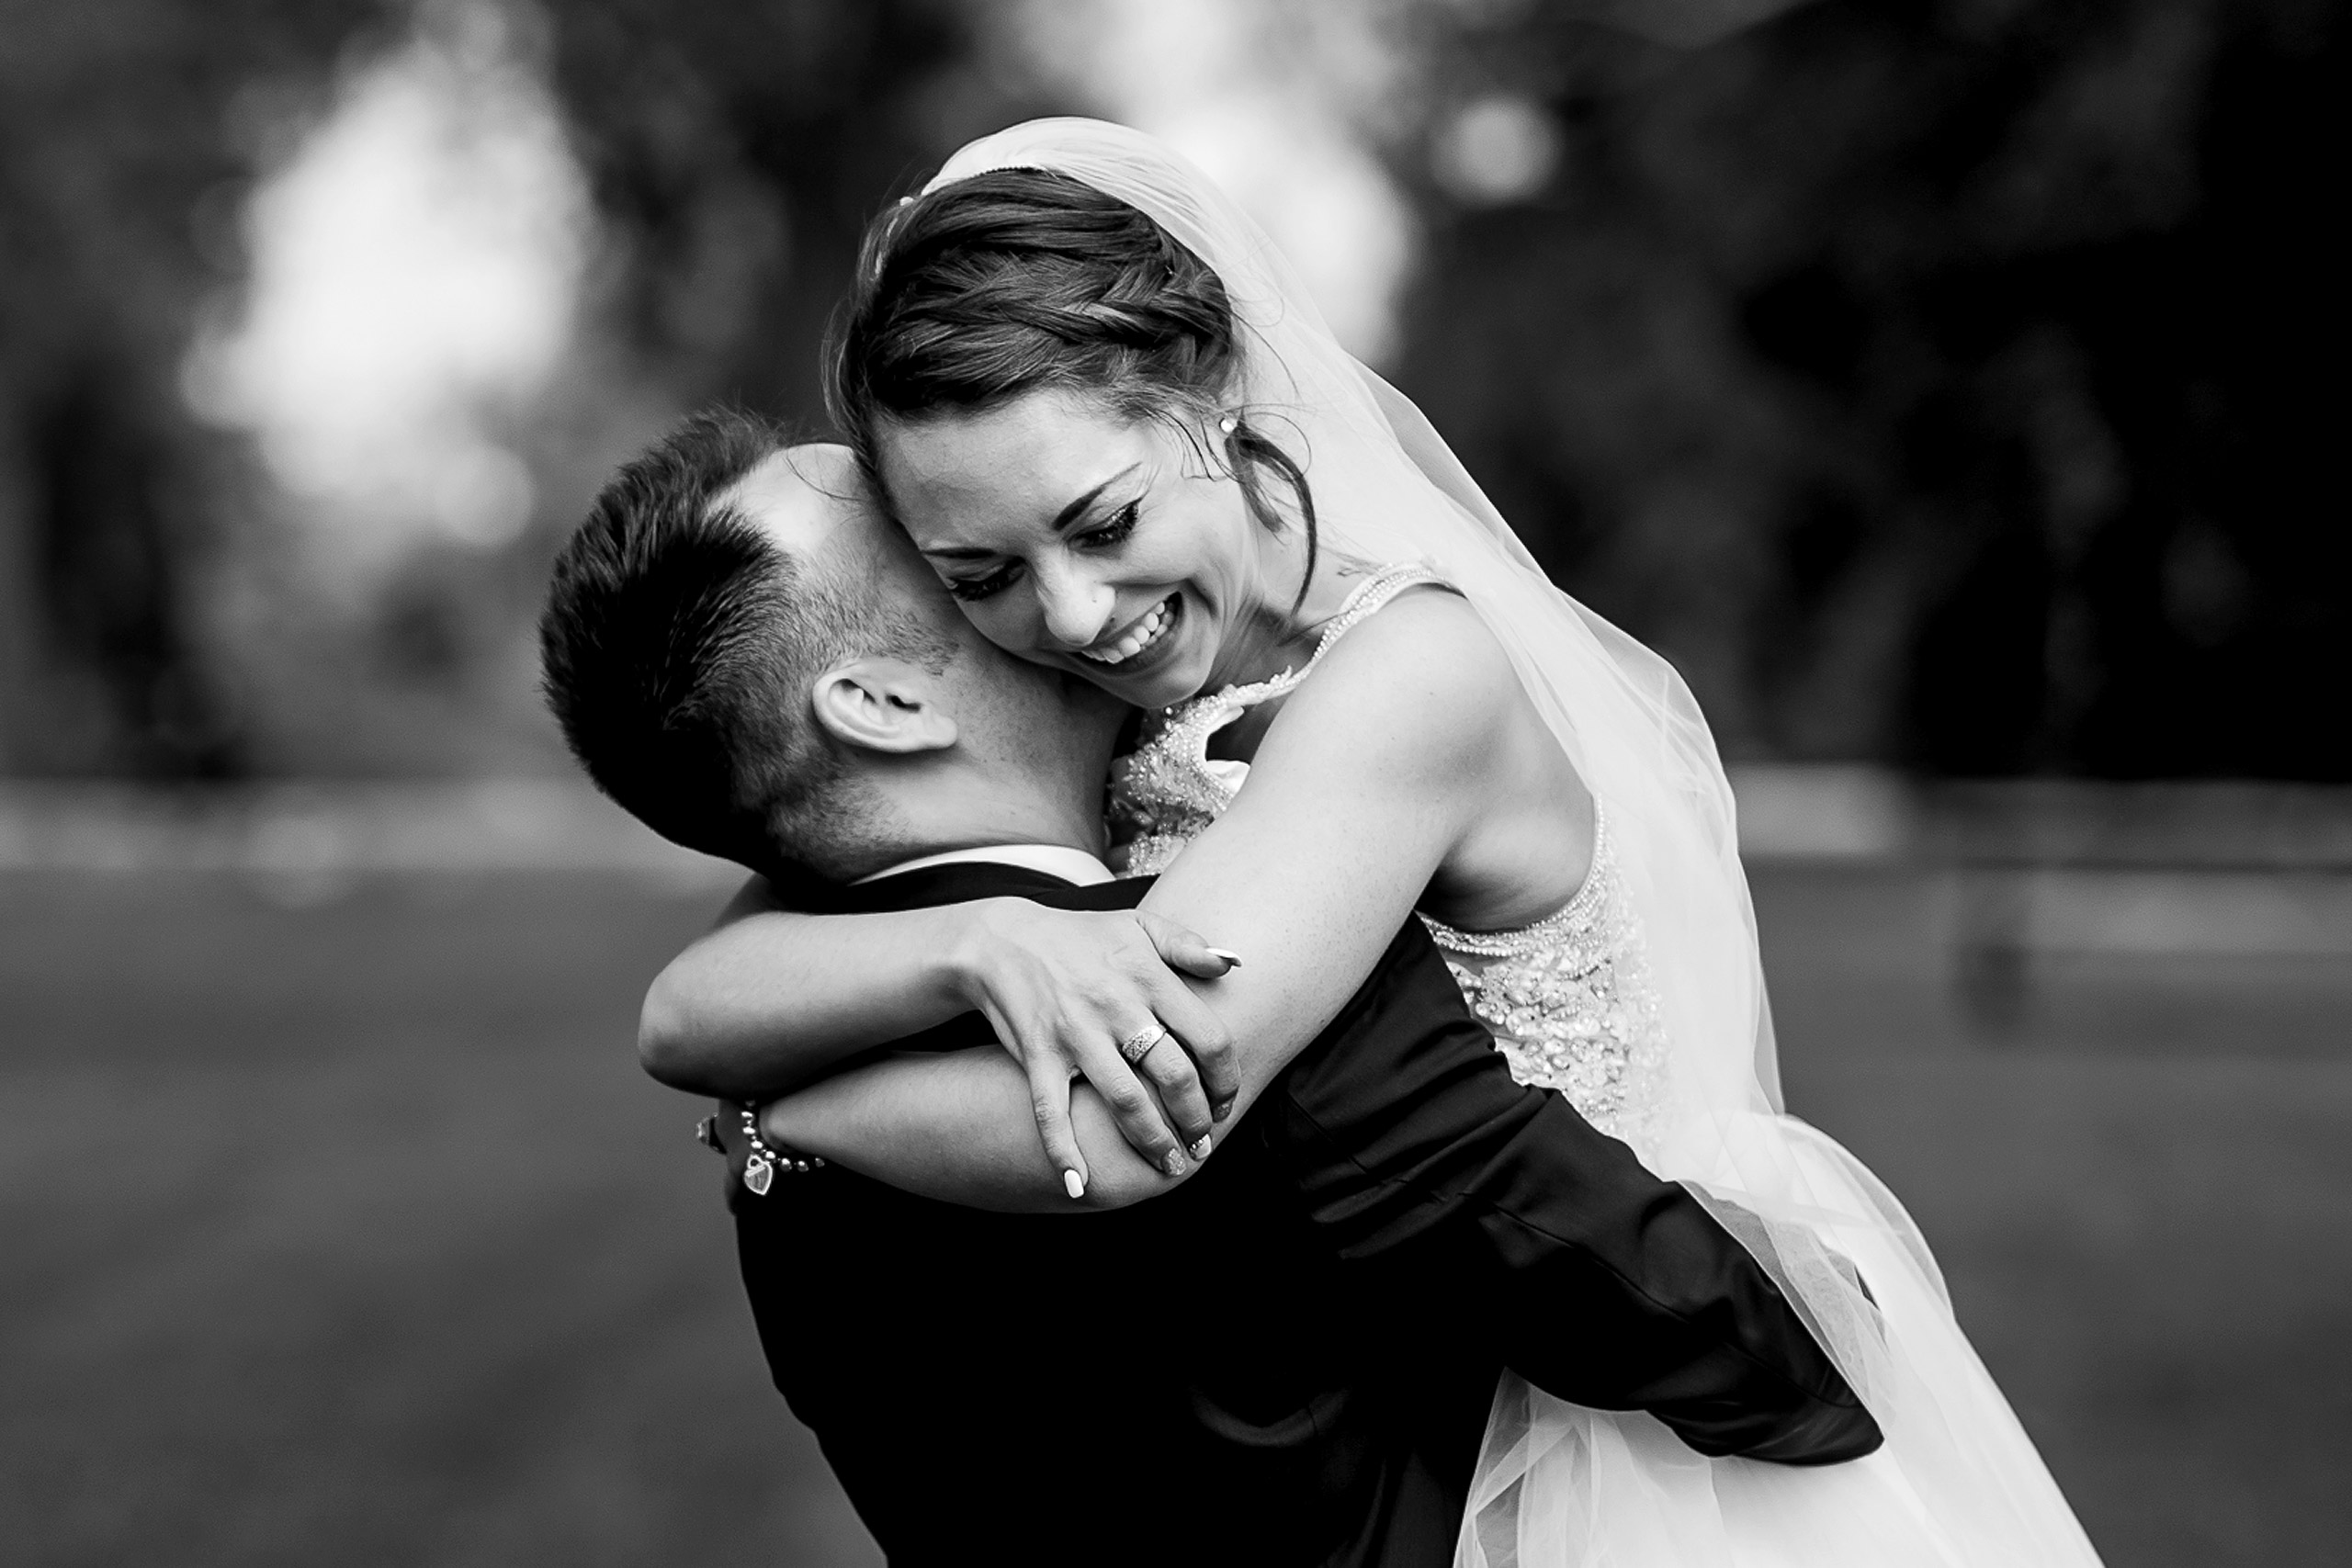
[826,169,1316,581]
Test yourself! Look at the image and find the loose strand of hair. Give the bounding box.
[1225,417,1319,613]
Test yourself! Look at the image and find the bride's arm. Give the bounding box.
[640,880,1238,1133]
[639,877,974,1098]
[760,594,1553,1202]
[751,1045,1182,1211]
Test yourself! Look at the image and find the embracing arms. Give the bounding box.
[641,878,1244,1173]
[741,1041,1189,1210]
[649,592,1555,1200]
[639,879,977,1099]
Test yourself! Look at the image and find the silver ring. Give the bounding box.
[1117,1025,1169,1066]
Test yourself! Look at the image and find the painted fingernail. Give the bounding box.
[1205,947,1243,966]
[1188,1134,1213,1160]
[1212,1097,1236,1122]
[1162,1149,1186,1177]
[1063,1168,1086,1200]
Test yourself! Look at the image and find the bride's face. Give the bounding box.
[874,388,1275,708]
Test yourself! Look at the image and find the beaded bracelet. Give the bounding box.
[738,1102,824,1195]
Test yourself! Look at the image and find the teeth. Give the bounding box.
[1080,598,1173,665]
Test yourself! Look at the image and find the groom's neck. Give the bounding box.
[866,759,1107,868]
[851,683,1123,873]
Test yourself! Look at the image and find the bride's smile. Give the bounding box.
[877,388,1314,709]
[1074,592,1178,667]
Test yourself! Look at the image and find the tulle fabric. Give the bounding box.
[924,118,2102,1567]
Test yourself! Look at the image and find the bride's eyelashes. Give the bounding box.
[946,560,1021,602]
[1072,498,1141,551]
[941,500,1142,603]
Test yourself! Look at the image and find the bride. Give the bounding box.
[642,118,2103,1566]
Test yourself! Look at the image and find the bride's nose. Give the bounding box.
[1034,560,1115,650]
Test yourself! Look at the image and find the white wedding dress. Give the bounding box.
[927,118,2106,1568]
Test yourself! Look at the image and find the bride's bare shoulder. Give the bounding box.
[1273,584,1522,763]
[1330,582,1515,689]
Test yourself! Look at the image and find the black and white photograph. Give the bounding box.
[3,1,2342,1564]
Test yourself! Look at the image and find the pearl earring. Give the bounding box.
[1218,415,1238,435]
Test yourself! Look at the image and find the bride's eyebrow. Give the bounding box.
[1046,464,1140,533]
[918,463,1143,560]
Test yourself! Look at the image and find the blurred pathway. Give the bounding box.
[5,775,2348,1565]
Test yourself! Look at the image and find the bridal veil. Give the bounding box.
[922,117,2102,1568]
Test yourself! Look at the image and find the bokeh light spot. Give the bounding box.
[183,0,589,578]
[1433,95,1561,207]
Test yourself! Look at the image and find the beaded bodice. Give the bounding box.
[1417,803,1668,1147]
[1103,564,1671,1144]
[1107,563,1443,879]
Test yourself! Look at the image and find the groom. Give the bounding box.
[540,412,1880,1567]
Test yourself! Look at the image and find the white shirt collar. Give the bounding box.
[850,842,1116,888]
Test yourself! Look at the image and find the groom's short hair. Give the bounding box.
[538,410,956,879]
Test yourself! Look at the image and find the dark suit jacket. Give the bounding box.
[734,861,1877,1568]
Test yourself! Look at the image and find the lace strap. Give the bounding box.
[1420,799,1611,956]
[1230,561,1444,707]
[1307,562,1446,666]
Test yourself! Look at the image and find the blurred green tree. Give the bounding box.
[1396,0,2346,777]
[0,0,1025,777]
[0,0,382,773]
[1,0,2338,781]
[540,0,1041,418]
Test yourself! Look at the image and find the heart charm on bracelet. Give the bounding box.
[742,1153,775,1196]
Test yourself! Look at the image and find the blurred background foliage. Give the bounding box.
[0,0,2340,784]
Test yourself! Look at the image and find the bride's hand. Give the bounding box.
[949,897,1239,1194]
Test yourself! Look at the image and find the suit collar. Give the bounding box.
[854,842,1114,888]
[829,859,1092,914]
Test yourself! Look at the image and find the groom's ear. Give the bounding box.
[809,658,959,755]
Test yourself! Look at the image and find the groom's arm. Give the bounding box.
[1272,920,1883,1466]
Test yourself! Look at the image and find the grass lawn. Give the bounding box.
[5,864,2346,1565]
